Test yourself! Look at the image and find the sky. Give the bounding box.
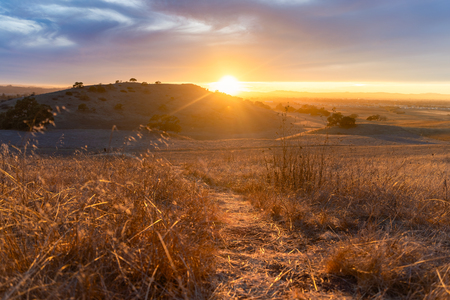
[1,0,450,94]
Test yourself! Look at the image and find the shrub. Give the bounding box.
[114,103,123,110]
[88,86,97,92]
[339,116,356,128]
[120,90,127,93]
[0,96,54,130]
[65,91,73,96]
[98,97,107,101]
[142,82,148,86]
[155,81,161,84]
[78,103,88,111]
[73,82,84,88]
[327,112,356,128]
[148,114,181,133]
[127,87,133,90]
[129,78,137,82]
[297,104,330,116]
[349,113,358,119]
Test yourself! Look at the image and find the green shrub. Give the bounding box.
[0,96,54,130]
[148,114,181,133]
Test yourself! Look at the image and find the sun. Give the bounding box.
[211,75,242,95]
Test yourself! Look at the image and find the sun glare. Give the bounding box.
[212,75,241,95]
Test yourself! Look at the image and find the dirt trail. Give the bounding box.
[209,191,321,299]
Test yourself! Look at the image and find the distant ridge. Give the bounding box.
[0,85,63,96]
[239,90,450,101]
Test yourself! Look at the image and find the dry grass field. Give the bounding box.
[2,89,450,298]
[0,146,219,299]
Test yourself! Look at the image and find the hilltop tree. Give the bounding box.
[130,78,137,82]
[73,82,84,88]
[0,96,54,130]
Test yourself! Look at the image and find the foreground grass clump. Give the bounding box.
[254,142,450,298]
[174,141,450,298]
[0,145,218,299]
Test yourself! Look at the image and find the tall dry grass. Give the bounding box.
[0,144,218,299]
[173,137,450,298]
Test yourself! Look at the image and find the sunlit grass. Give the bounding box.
[0,146,219,299]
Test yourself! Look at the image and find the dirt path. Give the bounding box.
[209,191,321,299]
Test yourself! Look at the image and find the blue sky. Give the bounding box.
[1,0,450,92]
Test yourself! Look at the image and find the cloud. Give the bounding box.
[1,0,450,85]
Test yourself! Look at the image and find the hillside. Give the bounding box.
[0,82,280,139]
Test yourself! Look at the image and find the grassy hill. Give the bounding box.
[0,82,280,139]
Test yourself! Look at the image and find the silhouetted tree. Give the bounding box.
[0,96,54,130]
[130,78,137,82]
[73,82,84,88]
[327,112,356,128]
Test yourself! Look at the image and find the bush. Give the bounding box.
[98,97,107,101]
[339,116,356,128]
[65,91,73,96]
[0,96,54,130]
[73,82,84,88]
[327,112,356,128]
[129,78,137,82]
[297,104,330,116]
[142,82,148,86]
[148,114,181,133]
[114,103,123,110]
[120,90,127,93]
[78,103,88,111]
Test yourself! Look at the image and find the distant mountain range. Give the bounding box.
[239,90,450,101]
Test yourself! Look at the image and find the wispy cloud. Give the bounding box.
[1,0,450,86]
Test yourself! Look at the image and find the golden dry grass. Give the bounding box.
[0,145,219,299]
[170,138,450,299]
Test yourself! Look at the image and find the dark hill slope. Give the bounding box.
[1,83,280,138]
